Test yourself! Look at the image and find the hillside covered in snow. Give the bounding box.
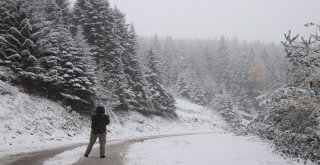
[0,79,226,158]
[1,0,320,164]
[0,80,90,154]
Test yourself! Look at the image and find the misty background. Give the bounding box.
[1,0,320,163]
[71,0,320,42]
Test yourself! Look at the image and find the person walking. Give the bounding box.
[84,106,110,158]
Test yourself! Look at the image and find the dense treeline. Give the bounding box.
[1,0,318,162]
[136,28,320,162]
[137,36,289,123]
[0,0,176,115]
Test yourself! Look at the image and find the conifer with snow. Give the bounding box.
[145,49,176,114]
[250,25,320,162]
[121,25,154,112]
[0,0,95,112]
[214,36,232,88]
[0,0,37,70]
[73,0,128,110]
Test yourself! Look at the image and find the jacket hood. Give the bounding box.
[96,106,105,114]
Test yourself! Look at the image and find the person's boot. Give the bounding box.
[100,155,105,158]
[84,154,88,157]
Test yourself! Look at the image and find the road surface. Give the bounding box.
[2,133,311,165]
[2,133,208,165]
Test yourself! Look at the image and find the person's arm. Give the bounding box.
[90,115,96,128]
[105,115,110,125]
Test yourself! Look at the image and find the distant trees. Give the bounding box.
[214,36,232,88]
[137,35,288,118]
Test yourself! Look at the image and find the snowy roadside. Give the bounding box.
[40,99,227,165]
[43,146,87,165]
[0,79,228,163]
[3,78,312,165]
[107,98,228,140]
[42,98,317,165]
[41,99,229,165]
[126,133,316,165]
[0,80,90,158]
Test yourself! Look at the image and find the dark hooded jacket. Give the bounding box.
[91,107,110,134]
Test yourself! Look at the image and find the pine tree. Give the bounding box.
[229,49,250,111]
[121,25,153,112]
[145,49,176,114]
[204,46,215,79]
[32,0,95,111]
[160,36,177,86]
[0,0,96,112]
[55,0,72,26]
[73,26,96,80]
[73,0,114,62]
[248,53,266,91]
[282,29,320,87]
[150,35,163,82]
[190,80,207,105]
[73,0,141,111]
[0,0,37,70]
[176,75,191,99]
[260,48,280,90]
[147,49,161,79]
[214,36,232,88]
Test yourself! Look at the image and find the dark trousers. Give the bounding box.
[84,132,106,156]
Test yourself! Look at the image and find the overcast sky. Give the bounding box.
[71,0,320,43]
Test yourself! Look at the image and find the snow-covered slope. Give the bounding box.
[0,80,90,155]
[43,98,315,165]
[0,79,227,162]
[43,99,229,165]
[107,98,228,140]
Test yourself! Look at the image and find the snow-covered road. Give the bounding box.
[0,82,315,165]
[125,133,311,165]
[40,132,315,165]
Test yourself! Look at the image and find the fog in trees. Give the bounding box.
[1,0,320,162]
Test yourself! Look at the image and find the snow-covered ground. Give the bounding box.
[0,79,225,161]
[43,146,87,165]
[41,97,314,165]
[126,133,316,165]
[41,98,229,165]
[0,80,90,157]
[1,80,314,165]
[107,98,228,140]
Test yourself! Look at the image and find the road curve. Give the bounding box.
[2,132,213,165]
[1,143,86,165]
[74,132,214,165]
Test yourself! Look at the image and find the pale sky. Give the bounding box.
[71,0,320,43]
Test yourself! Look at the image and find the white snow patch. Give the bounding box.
[107,97,228,141]
[175,99,205,112]
[126,133,316,165]
[43,146,87,165]
[0,80,90,158]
